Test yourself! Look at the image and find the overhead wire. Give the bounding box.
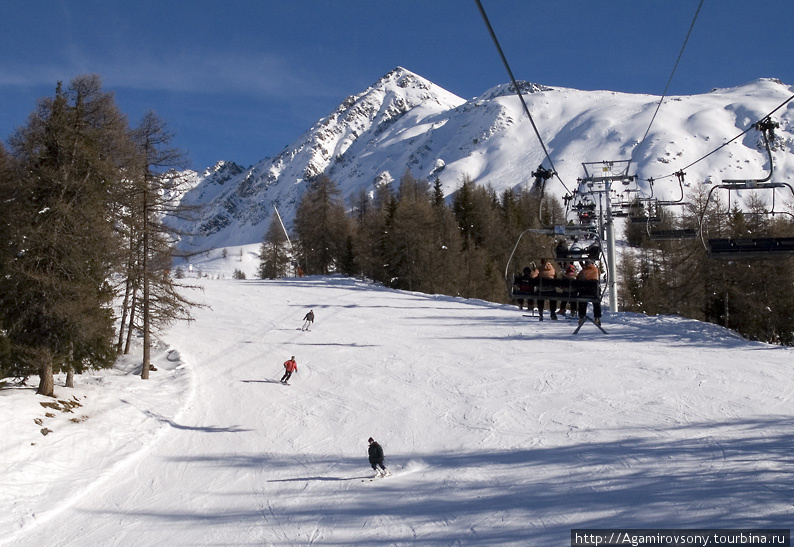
[632,0,704,163]
[474,0,794,199]
[474,0,570,193]
[644,92,794,183]
[631,0,794,185]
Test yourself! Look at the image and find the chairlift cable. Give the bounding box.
[474,0,570,194]
[642,92,794,184]
[632,0,704,163]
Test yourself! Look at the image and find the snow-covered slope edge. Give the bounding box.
[3,277,793,547]
[1,342,195,544]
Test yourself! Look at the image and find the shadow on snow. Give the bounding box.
[91,415,794,546]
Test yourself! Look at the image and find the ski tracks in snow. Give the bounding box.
[9,278,794,547]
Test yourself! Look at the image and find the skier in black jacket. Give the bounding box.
[367,437,389,477]
[301,310,314,331]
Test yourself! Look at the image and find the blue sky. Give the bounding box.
[2,1,792,171]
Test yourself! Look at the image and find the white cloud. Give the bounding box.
[0,48,319,99]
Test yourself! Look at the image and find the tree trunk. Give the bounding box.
[118,233,141,353]
[117,274,132,353]
[141,192,150,380]
[124,291,137,355]
[65,367,74,388]
[36,351,55,397]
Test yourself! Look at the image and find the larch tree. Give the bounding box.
[350,193,386,284]
[0,143,14,377]
[426,177,464,295]
[451,176,505,300]
[294,174,350,275]
[0,76,131,395]
[383,171,436,292]
[125,111,202,379]
[258,213,291,279]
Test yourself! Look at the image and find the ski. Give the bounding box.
[361,471,391,482]
[572,316,608,335]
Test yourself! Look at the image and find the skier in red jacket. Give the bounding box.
[280,356,297,384]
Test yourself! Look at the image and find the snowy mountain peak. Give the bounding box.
[201,160,247,180]
[477,80,553,101]
[266,67,465,186]
[376,66,433,91]
[169,70,794,251]
[324,66,464,138]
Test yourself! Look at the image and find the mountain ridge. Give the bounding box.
[168,68,794,251]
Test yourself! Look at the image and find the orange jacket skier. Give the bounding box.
[280,356,297,384]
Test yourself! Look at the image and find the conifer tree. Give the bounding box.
[351,186,390,284]
[125,111,201,379]
[451,176,505,300]
[258,214,291,279]
[427,178,464,295]
[384,171,435,291]
[339,234,358,277]
[432,177,445,208]
[0,144,14,376]
[452,175,478,252]
[1,76,131,395]
[294,174,350,275]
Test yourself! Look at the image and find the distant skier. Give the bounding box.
[301,310,314,331]
[280,356,297,384]
[367,437,389,477]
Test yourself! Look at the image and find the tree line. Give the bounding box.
[260,170,568,304]
[620,186,794,345]
[260,171,794,346]
[0,75,200,396]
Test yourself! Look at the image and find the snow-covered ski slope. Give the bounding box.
[3,276,793,546]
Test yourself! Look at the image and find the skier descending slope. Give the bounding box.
[301,310,314,331]
[367,437,390,477]
[280,356,297,385]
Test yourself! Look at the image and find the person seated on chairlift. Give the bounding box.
[557,263,578,317]
[576,260,602,327]
[537,258,558,321]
